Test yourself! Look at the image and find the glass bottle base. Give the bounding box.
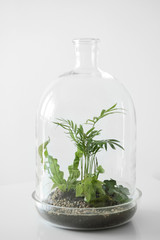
[32,188,141,230]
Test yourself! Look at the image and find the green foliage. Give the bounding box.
[53,104,124,180]
[54,104,124,154]
[76,175,106,203]
[38,138,66,191]
[85,103,124,126]
[38,137,50,163]
[38,104,130,207]
[76,177,130,206]
[67,149,83,190]
[103,179,130,204]
[96,165,105,177]
[47,156,66,191]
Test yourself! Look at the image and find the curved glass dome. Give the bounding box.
[33,38,141,230]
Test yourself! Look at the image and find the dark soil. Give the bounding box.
[37,206,136,230]
[37,189,137,230]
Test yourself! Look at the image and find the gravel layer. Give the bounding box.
[47,188,90,208]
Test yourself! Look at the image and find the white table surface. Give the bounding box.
[0,176,160,240]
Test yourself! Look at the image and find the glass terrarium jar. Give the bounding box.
[32,38,142,230]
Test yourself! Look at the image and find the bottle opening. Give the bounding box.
[72,38,100,45]
[73,38,99,72]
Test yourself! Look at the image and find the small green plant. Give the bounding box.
[39,104,130,207]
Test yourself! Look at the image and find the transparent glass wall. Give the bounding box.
[35,39,136,202]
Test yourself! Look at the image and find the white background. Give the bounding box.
[0,0,160,186]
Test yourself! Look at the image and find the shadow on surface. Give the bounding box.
[134,209,160,239]
[37,219,138,240]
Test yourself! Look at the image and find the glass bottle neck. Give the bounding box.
[73,39,99,73]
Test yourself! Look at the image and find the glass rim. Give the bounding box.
[72,38,100,44]
[32,188,142,210]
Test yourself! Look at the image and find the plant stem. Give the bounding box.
[86,155,89,175]
[89,155,94,175]
[81,156,83,180]
[84,155,87,178]
[93,155,96,174]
